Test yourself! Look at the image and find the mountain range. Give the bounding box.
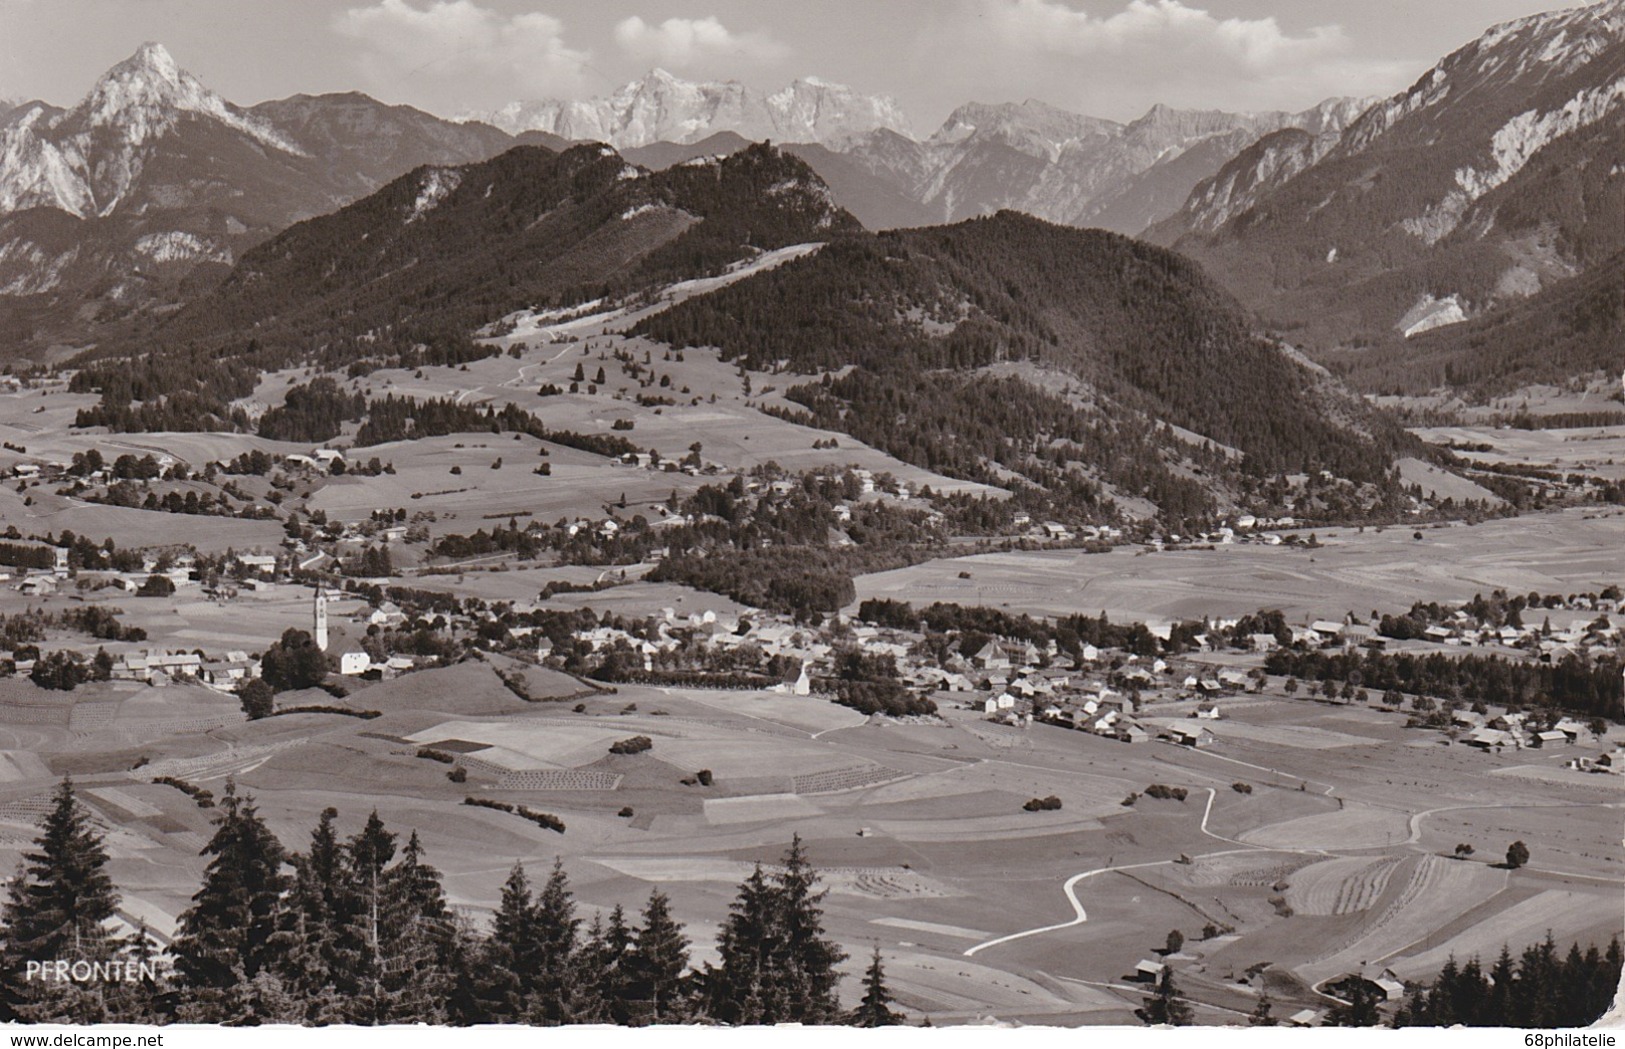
[469,71,1378,236]
[1151,0,1625,359]
[467,68,915,148]
[3,0,1623,400]
[71,139,1416,526]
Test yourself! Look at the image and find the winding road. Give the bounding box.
[961,783,1623,960]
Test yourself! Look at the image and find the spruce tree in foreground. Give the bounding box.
[529,857,581,1025]
[627,889,690,1024]
[0,777,122,1022]
[482,861,541,1022]
[706,836,847,1025]
[851,946,902,1027]
[169,779,293,1023]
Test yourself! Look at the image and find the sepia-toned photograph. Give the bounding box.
[0,0,1618,1039]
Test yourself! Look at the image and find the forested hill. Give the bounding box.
[637,211,1419,487]
[1323,249,1625,397]
[89,141,860,366]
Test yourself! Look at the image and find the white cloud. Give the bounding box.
[334,0,590,109]
[613,15,788,70]
[922,0,1414,120]
[988,0,1349,71]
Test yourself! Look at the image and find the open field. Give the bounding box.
[852,507,1625,623]
[0,661,1612,1024]
[0,352,1619,1024]
[1412,424,1625,482]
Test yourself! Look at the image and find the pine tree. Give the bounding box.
[851,946,901,1026]
[482,861,541,1022]
[1248,991,1277,1026]
[0,777,120,1021]
[1326,977,1379,1027]
[705,863,778,1024]
[707,837,847,1025]
[1142,967,1192,1025]
[528,857,580,1025]
[627,889,690,1023]
[281,807,345,1017]
[774,836,846,1023]
[169,779,290,1023]
[341,810,397,1023]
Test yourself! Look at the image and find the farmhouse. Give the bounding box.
[1310,620,1345,643]
[1465,727,1513,750]
[1163,725,1214,748]
[1135,960,1166,982]
[1531,730,1569,748]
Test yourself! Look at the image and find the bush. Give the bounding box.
[1232,782,1253,794]
[237,678,275,720]
[269,704,381,719]
[1022,795,1063,812]
[153,776,214,808]
[462,796,565,833]
[696,769,714,786]
[617,806,634,818]
[1121,792,1139,806]
[416,747,455,764]
[609,735,653,755]
[1145,783,1189,801]
[447,766,467,783]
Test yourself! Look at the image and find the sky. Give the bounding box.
[0,0,1597,129]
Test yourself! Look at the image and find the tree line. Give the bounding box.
[0,778,903,1028]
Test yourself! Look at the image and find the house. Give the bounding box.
[1465,727,1512,750]
[200,660,255,687]
[1554,717,1590,742]
[972,641,1010,670]
[368,602,406,627]
[1310,620,1345,641]
[1287,1009,1323,1027]
[1118,724,1149,744]
[1194,702,1221,720]
[1249,633,1279,653]
[1342,624,1378,646]
[1424,626,1454,643]
[339,652,371,676]
[1134,960,1166,982]
[1164,725,1214,748]
[1531,730,1569,748]
[1325,972,1405,1003]
[146,652,201,678]
[17,577,54,596]
[237,554,277,575]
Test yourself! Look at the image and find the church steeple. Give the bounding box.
[314,585,329,652]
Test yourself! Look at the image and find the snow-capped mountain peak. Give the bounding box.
[0,42,307,220]
[73,41,302,155]
[467,69,911,148]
